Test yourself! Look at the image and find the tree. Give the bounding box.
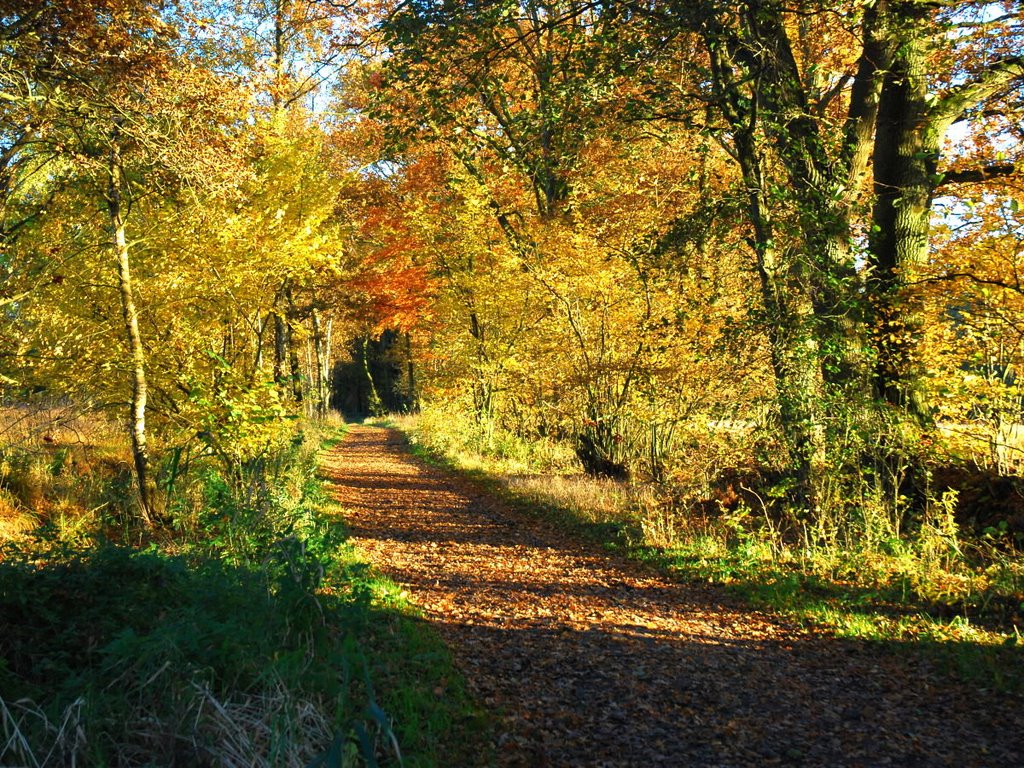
[1,0,247,523]
[641,0,1023,510]
[357,5,769,477]
[867,1,1024,419]
[364,0,1024,512]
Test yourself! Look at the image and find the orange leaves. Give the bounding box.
[343,155,444,334]
[347,227,435,334]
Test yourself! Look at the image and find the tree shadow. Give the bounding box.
[430,615,1024,768]
[0,541,462,767]
[332,428,1024,767]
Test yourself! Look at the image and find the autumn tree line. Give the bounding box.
[2,0,1023,538]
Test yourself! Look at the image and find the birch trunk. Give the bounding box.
[109,129,156,524]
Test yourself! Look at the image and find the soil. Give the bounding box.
[322,425,1024,768]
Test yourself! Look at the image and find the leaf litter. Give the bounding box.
[323,426,1023,767]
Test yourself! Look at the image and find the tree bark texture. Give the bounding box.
[708,34,830,511]
[868,4,939,423]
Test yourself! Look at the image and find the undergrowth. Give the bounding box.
[0,415,486,767]
[389,408,1024,693]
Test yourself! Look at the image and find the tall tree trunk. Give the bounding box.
[737,0,884,393]
[274,308,288,389]
[468,311,492,421]
[108,128,156,525]
[755,239,829,511]
[708,40,830,511]
[360,336,383,416]
[252,312,269,383]
[272,282,303,402]
[405,331,417,412]
[322,317,333,414]
[311,309,324,417]
[271,0,288,110]
[868,5,933,422]
[311,309,333,417]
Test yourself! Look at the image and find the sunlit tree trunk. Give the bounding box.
[272,281,304,403]
[468,311,493,421]
[360,336,383,416]
[252,312,269,382]
[108,127,156,525]
[731,0,886,396]
[311,308,333,417]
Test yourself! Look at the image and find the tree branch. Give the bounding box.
[936,162,1018,186]
[910,271,1024,294]
[839,0,888,194]
[931,56,1024,124]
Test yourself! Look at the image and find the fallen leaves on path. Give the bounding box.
[323,426,1024,767]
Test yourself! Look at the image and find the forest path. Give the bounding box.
[322,425,1023,767]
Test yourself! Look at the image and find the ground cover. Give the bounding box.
[0,421,482,766]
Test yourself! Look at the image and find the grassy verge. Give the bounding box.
[633,539,1024,691]
[382,415,1024,693]
[0,425,488,767]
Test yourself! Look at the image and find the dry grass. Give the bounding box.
[0,696,87,768]
[0,681,341,768]
[0,488,39,541]
[383,409,579,476]
[185,681,340,768]
[0,404,122,449]
[0,404,134,542]
[505,473,632,525]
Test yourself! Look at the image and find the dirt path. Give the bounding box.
[323,426,1023,767]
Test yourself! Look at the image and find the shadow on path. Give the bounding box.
[325,426,1024,768]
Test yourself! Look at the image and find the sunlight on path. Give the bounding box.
[324,426,1023,768]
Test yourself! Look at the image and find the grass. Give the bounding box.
[384,410,1024,693]
[637,536,1024,691]
[0,417,489,767]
